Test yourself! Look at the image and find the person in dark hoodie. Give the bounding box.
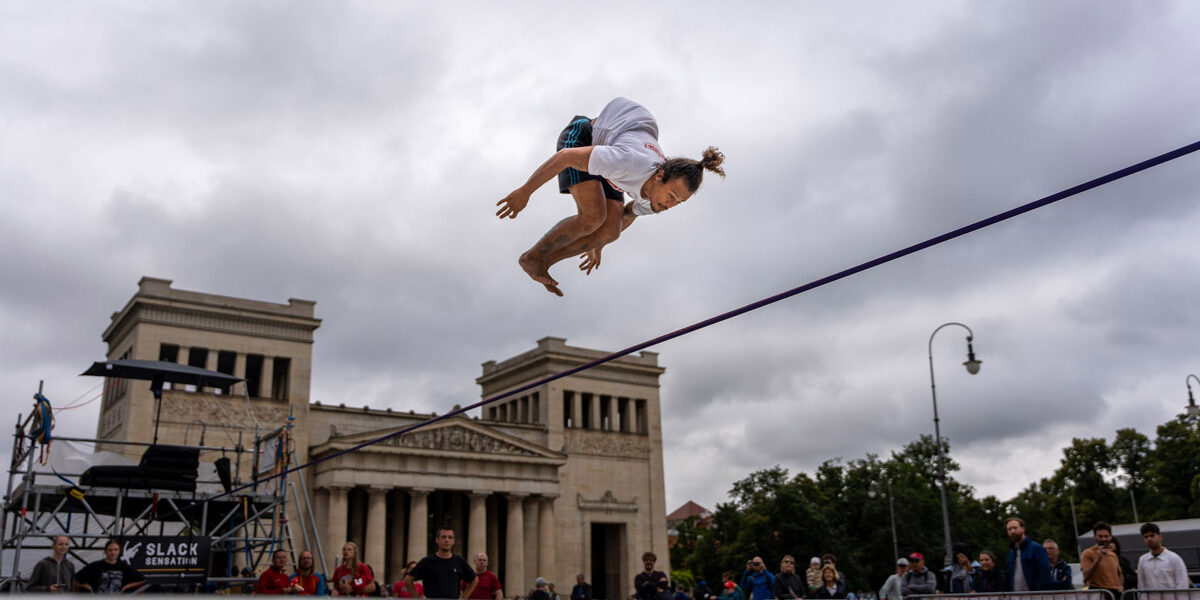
[773,556,805,600]
[976,551,1007,593]
[27,535,75,593]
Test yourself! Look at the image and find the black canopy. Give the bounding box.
[81,359,242,394]
[81,359,244,444]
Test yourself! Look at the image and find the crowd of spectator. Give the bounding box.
[16,519,1195,596]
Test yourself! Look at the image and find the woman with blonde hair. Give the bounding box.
[331,542,376,596]
[813,566,845,599]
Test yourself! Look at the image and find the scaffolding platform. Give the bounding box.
[0,393,312,593]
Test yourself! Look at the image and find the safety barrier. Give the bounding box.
[1120,590,1200,600]
[906,590,1117,600]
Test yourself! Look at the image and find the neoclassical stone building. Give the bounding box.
[97,278,670,598]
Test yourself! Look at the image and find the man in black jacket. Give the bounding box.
[571,574,593,600]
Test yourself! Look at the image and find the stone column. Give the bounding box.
[505,493,528,594]
[486,497,499,566]
[407,488,432,562]
[537,496,557,584]
[589,395,600,430]
[523,496,538,582]
[325,485,351,575]
[365,486,389,569]
[572,394,582,429]
[389,491,407,582]
[260,357,275,399]
[468,491,490,560]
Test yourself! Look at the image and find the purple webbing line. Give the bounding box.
[177,138,1200,515]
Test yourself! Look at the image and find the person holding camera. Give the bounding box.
[1080,522,1123,596]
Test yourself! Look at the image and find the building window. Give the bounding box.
[635,400,648,434]
[186,347,208,392]
[158,344,180,391]
[563,391,574,428]
[272,357,290,401]
[618,397,630,433]
[600,395,612,431]
[245,354,264,397]
[581,393,593,429]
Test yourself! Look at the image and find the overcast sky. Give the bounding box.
[3,1,1200,515]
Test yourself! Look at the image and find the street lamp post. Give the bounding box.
[1186,375,1200,418]
[870,476,899,561]
[928,322,982,567]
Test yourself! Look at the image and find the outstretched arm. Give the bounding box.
[497,146,593,219]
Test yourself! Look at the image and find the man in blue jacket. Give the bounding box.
[741,557,776,600]
[1005,517,1052,591]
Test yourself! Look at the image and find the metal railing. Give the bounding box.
[1120,590,1200,600]
[906,590,1117,600]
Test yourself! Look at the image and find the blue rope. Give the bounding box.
[167,137,1200,515]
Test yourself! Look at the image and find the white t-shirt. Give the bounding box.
[587,97,666,215]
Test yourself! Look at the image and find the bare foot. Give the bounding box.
[519,253,563,296]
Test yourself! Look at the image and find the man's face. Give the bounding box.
[1143,531,1162,551]
[1044,542,1059,562]
[781,557,794,573]
[1006,520,1026,543]
[752,558,764,573]
[648,177,693,214]
[273,551,289,570]
[577,576,585,585]
[299,552,314,571]
[437,530,455,552]
[910,558,922,571]
[475,553,489,573]
[105,543,120,563]
[644,557,656,571]
[53,536,69,557]
[1095,529,1113,547]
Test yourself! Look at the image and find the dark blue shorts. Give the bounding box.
[556,115,624,202]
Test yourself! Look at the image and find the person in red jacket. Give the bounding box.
[255,550,299,595]
[332,542,376,597]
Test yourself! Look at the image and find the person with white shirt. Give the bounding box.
[1137,522,1192,590]
[497,97,725,296]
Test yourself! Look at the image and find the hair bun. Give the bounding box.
[701,146,726,178]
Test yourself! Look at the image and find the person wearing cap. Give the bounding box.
[529,578,552,600]
[878,558,908,600]
[900,553,935,595]
[804,559,821,596]
[718,572,744,600]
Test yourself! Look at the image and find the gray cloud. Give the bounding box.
[3,0,1200,513]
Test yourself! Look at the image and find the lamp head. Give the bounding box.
[1188,386,1199,418]
[963,339,981,375]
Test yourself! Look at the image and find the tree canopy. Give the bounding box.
[670,412,1200,593]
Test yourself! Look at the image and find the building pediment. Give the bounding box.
[312,416,566,463]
